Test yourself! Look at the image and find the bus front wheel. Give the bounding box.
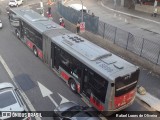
[69,79,77,93]
[33,47,38,57]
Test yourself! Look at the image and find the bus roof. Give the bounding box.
[10,8,63,33]
[44,30,139,81]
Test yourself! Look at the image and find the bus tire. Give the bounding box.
[69,79,77,93]
[33,46,38,57]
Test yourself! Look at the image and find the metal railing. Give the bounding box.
[57,3,160,65]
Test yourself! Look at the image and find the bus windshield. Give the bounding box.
[115,69,139,97]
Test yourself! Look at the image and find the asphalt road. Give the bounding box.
[0,0,160,120]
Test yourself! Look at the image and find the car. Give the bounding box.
[9,0,23,7]
[68,4,88,13]
[0,20,2,29]
[0,82,30,120]
[53,101,101,120]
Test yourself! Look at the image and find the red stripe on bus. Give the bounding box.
[77,84,80,93]
[90,96,104,111]
[114,89,136,108]
[26,40,34,50]
[37,49,43,59]
[60,71,69,80]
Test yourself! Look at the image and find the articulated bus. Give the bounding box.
[9,8,140,115]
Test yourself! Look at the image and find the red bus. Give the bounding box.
[9,8,140,115]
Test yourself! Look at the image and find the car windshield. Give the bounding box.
[0,91,17,108]
[61,106,84,117]
[10,0,15,2]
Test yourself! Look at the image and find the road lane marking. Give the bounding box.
[58,93,69,104]
[48,95,58,107]
[38,81,58,107]
[0,55,41,120]
[38,82,69,107]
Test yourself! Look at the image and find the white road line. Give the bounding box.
[0,55,41,120]
[48,95,58,107]
[100,2,160,25]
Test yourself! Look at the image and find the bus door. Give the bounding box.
[81,68,92,98]
[52,44,61,71]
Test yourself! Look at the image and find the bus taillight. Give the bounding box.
[114,89,135,108]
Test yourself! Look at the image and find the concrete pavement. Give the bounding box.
[101,0,160,37]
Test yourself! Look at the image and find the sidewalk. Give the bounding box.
[100,0,160,43]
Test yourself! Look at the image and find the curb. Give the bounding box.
[100,1,160,25]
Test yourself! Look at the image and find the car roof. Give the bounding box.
[69,4,87,11]
[0,83,24,119]
[55,101,79,112]
[54,102,100,120]
[0,82,14,90]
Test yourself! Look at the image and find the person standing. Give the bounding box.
[76,21,80,34]
[60,20,65,28]
[153,7,158,17]
[59,17,63,25]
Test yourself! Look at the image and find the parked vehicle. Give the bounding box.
[9,8,140,115]
[0,20,2,29]
[0,82,31,120]
[53,101,101,120]
[9,0,23,7]
[68,4,88,13]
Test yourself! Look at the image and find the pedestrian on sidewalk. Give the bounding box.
[152,7,158,17]
[76,21,80,34]
[139,0,142,5]
[59,17,63,25]
[47,6,52,18]
[60,19,65,28]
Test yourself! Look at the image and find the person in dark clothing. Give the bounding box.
[76,21,80,34]
[60,20,65,28]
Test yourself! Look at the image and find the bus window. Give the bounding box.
[115,69,139,97]
[88,72,108,103]
[59,50,82,80]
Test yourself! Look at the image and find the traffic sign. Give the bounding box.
[80,22,85,33]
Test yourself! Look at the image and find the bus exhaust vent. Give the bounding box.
[46,25,56,29]
[68,36,84,43]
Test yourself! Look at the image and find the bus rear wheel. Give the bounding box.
[69,79,77,93]
[33,47,38,57]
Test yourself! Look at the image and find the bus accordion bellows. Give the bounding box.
[8,8,140,115]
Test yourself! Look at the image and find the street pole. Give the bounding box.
[114,0,117,17]
[80,0,83,22]
[40,0,44,16]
